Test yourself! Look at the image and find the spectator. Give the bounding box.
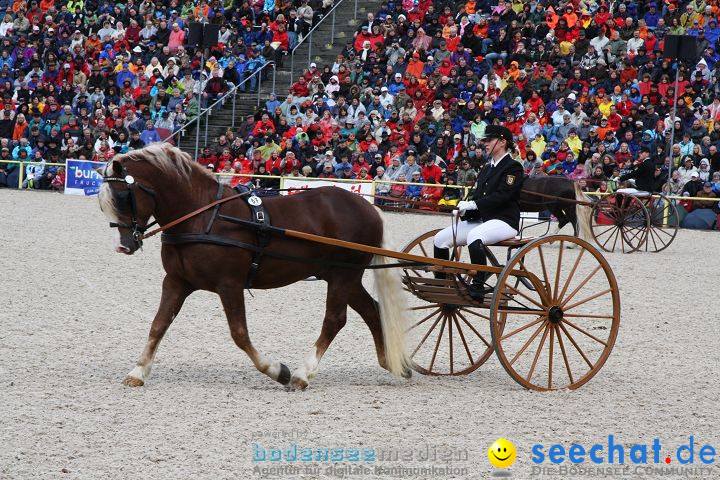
[683,172,704,197]
[695,182,718,209]
[140,120,161,145]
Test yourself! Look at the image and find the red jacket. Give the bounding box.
[198,153,217,169]
[352,160,371,175]
[354,32,375,51]
[272,30,289,51]
[253,120,276,136]
[421,164,443,184]
[289,80,310,97]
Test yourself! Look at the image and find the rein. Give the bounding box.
[520,189,595,207]
[140,191,252,240]
[124,183,592,246]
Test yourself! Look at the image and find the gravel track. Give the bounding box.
[1,190,718,479]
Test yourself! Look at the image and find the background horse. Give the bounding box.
[520,176,593,240]
[98,143,410,390]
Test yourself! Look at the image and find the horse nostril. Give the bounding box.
[116,245,131,254]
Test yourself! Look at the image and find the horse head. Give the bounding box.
[98,143,202,254]
[98,155,158,254]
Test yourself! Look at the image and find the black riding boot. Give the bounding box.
[433,246,449,279]
[467,239,491,301]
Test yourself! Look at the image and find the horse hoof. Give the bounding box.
[123,376,145,387]
[401,368,413,379]
[277,363,292,385]
[290,376,309,390]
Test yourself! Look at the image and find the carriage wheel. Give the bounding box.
[489,235,620,390]
[590,193,650,253]
[645,194,679,253]
[401,230,505,376]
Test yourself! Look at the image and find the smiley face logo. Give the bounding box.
[488,438,516,468]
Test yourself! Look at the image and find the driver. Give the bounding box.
[432,125,524,301]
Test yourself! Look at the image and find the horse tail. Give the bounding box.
[372,210,411,378]
[574,181,593,241]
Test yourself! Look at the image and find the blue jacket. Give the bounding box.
[406,181,423,197]
[140,128,161,145]
[387,81,405,95]
[644,11,660,28]
[12,145,31,159]
[334,161,352,173]
[560,160,577,176]
[266,99,281,112]
[705,25,720,44]
[486,20,506,41]
[254,30,273,45]
[423,133,437,147]
[116,70,137,88]
[242,30,256,46]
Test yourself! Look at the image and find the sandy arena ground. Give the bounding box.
[1,189,719,480]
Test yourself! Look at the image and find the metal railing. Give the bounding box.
[0,160,65,189]
[289,0,350,84]
[2,161,718,206]
[166,62,277,156]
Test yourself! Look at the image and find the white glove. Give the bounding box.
[457,200,477,214]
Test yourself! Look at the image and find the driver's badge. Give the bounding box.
[506,175,516,185]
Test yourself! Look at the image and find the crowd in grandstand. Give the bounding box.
[1,0,720,226]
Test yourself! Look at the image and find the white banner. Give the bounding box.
[282,178,374,203]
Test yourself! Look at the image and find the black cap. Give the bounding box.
[639,146,651,153]
[480,125,514,143]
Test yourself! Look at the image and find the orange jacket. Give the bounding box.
[405,58,424,79]
[12,121,28,141]
[39,0,54,12]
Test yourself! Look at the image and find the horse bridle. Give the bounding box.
[103,167,158,248]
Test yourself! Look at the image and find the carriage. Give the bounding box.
[100,144,621,392]
[589,191,680,254]
[399,227,620,391]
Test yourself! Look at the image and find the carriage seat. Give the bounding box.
[616,187,651,197]
[494,236,538,248]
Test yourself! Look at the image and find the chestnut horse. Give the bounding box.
[98,143,410,389]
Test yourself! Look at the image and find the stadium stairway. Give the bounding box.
[177,0,378,157]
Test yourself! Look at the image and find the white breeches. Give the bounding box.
[433,219,518,249]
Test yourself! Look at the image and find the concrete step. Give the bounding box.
[188,1,381,142]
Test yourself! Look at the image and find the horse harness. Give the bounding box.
[104,172,430,286]
[161,182,272,289]
[103,167,158,249]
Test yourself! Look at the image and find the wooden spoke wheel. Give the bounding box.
[401,229,505,376]
[489,235,620,390]
[591,193,650,253]
[645,194,679,253]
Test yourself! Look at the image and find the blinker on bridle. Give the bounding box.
[104,168,158,248]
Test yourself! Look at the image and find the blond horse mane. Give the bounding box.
[98,143,213,220]
[119,143,214,182]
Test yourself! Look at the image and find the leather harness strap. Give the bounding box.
[160,232,424,271]
[205,181,226,234]
[234,185,271,289]
[140,191,251,240]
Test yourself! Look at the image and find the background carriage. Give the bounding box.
[590,191,680,253]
